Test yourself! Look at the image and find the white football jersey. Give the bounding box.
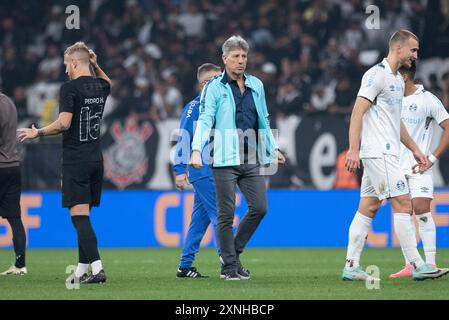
[400,84,449,173]
[357,58,405,158]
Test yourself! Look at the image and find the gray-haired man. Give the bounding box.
[190,35,285,280]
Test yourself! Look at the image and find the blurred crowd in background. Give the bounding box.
[1,0,449,190]
[1,0,449,129]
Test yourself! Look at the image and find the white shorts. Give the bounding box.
[405,171,434,199]
[360,154,409,200]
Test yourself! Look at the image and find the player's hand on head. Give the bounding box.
[345,149,360,173]
[17,124,39,142]
[188,150,203,169]
[88,49,97,66]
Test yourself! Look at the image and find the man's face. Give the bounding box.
[198,70,221,90]
[222,48,247,77]
[398,38,419,68]
[63,55,75,80]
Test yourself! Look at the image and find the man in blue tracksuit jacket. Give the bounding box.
[173,63,222,278]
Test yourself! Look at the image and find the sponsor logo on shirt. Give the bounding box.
[386,97,402,106]
[401,117,422,125]
[186,101,197,118]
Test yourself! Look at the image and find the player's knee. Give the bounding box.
[252,203,267,216]
[365,203,380,216]
[392,198,412,213]
[217,212,234,225]
[413,203,431,215]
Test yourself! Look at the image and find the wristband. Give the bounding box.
[428,154,438,164]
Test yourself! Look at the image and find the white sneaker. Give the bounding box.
[341,266,379,281]
[0,265,27,275]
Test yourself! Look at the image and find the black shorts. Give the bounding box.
[62,161,103,208]
[0,166,21,218]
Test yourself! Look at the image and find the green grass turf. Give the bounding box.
[1,248,449,299]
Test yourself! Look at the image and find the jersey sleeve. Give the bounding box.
[172,103,195,176]
[59,82,77,114]
[98,78,111,95]
[357,67,384,103]
[428,92,449,125]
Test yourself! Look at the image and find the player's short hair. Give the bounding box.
[64,42,91,66]
[222,35,249,57]
[399,60,417,80]
[64,42,89,56]
[389,30,419,48]
[197,63,221,82]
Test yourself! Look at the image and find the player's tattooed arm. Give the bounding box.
[17,112,73,142]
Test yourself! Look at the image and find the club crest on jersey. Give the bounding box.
[409,104,418,112]
[396,180,406,191]
[103,115,153,190]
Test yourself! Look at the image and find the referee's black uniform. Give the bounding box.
[0,93,26,273]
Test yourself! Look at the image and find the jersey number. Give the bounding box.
[80,106,103,141]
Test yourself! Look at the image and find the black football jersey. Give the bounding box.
[59,76,110,164]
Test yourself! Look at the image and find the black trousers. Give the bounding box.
[212,164,267,272]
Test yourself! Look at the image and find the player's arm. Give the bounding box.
[400,120,428,172]
[173,104,193,189]
[17,112,72,142]
[260,82,285,164]
[17,82,75,142]
[89,50,112,86]
[430,119,449,162]
[428,94,449,166]
[190,83,218,168]
[345,96,371,173]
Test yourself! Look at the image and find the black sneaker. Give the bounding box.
[65,273,89,285]
[221,269,241,281]
[81,270,107,284]
[237,266,251,280]
[176,267,208,278]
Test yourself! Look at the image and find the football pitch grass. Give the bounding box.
[1,248,449,300]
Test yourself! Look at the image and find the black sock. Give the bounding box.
[71,216,101,264]
[78,240,89,264]
[7,217,26,268]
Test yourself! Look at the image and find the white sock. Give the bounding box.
[417,212,436,265]
[91,260,103,275]
[394,213,425,269]
[401,215,416,265]
[345,212,372,269]
[75,263,89,277]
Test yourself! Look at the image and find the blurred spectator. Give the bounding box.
[442,71,449,110]
[328,77,355,118]
[428,73,444,101]
[1,0,448,127]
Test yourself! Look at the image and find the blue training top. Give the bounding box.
[172,95,212,183]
